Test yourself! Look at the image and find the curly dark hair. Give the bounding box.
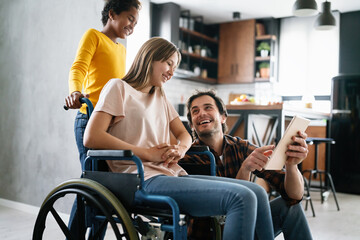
[101,0,141,26]
[186,90,228,139]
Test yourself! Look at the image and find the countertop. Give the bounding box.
[226,103,330,120]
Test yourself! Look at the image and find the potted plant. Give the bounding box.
[258,62,270,78]
[257,41,271,57]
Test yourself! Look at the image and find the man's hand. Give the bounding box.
[285,131,308,167]
[283,131,308,200]
[64,92,89,109]
[237,145,275,180]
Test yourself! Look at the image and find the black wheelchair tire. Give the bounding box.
[32,178,138,240]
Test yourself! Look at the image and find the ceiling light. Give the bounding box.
[314,1,336,30]
[233,12,241,20]
[293,0,318,17]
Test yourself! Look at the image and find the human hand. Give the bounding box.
[157,143,188,167]
[242,145,275,173]
[64,92,89,109]
[143,145,168,163]
[285,131,308,167]
[143,144,182,166]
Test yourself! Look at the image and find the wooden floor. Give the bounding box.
[1,191,360,239]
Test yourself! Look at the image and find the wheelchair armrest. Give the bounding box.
[84,149,145,186]
[87,149,134,158]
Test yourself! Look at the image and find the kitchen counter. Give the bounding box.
[226,103,330,146]
[227,103,330,118]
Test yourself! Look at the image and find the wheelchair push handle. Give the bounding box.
[63,97,94,117]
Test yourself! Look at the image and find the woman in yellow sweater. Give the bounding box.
[65,1,141,238]
[64,0,141,168]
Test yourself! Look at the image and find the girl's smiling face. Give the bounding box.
[149,52,179,88]
[111,6,139,39]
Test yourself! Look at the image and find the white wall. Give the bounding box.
[0,0,151,210]
[126,0,151,71]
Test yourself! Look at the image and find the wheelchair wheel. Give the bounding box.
[33,178,139,240]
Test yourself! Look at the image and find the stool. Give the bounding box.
[302,137,340,212]
[303,175,315,217]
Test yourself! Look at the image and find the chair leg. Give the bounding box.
[303,175,309,211]
[318,171,324,204]
[307,170,314,197]
[303,175,315,217]
[325,172,340,211]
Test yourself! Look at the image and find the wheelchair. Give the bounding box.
[33,98,221,240]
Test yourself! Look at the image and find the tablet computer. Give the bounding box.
[265,115,310,170]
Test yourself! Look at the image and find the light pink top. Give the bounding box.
[94,78,188,180]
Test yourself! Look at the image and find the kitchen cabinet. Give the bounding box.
[152,4,218,83]
[254,34,277,82]
[218,19,255,84]
[178,11,219,83]
[254,19,279,82]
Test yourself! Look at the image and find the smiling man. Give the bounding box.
[181,90,313,240]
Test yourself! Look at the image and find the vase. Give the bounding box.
[260,50,269,57]
[259,68,270,78]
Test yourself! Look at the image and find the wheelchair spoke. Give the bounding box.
[76,195,86,238]
[50,206,74,240]
[33,179,139,240]
[89,219,108,240]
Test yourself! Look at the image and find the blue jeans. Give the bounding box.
[74,111,89,169]
[270,197,312,240]
[68,111,91,237]
[138,175,275,240]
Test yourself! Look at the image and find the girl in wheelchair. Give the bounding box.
[83,37,275,240]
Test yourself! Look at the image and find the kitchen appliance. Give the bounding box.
[330,74,360,194]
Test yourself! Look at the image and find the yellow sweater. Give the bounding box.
[69,28,126,114]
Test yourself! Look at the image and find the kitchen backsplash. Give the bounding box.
[164,77,278,115]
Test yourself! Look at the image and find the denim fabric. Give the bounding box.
[68,111,97,239]
[138,175,275,240]
[270,197,313,240]
[74,111,89,170]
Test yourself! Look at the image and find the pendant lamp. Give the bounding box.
[315,1,336,30]
[293,0,318,17]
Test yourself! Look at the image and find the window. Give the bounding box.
[278,12,340,97]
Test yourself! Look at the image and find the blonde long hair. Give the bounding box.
[123,37,181,93]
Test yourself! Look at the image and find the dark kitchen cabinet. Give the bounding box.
[151,3,218,84]
[177,10,219,83]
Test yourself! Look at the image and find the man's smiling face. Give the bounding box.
[189,95,226,138]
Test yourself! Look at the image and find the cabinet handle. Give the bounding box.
[231,64,233,75]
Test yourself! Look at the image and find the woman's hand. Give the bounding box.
[144,143,188,167]
[64,91,89,109]
[161,144,189,167]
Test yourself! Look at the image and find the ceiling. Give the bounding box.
[151,0,360,24]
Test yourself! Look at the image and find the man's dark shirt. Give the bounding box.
[181,135,301,239]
